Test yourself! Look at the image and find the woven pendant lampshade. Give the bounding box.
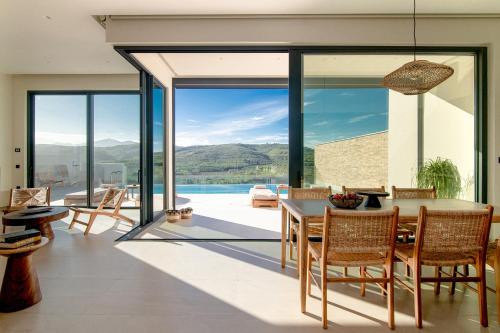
[382,60,454,95]
[382,0,454,95]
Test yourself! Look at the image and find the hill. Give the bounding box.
[35,142,313,185]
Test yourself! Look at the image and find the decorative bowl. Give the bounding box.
[180,207,193,219]
[328,193,364,209]
[166,209,181,222]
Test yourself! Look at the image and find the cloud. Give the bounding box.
[176,98,288,146]
[313,121,329,127]
[187,119,198,123]
[252,133,288,144]
[348,114,376,123]
[304,101,316,107]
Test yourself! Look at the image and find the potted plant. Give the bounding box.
[416,157,461,199]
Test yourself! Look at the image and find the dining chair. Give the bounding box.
[306,206,399,329]
[394,205,493,328]
[2,187,51,232]
[68,188,135,235]
[486,239,500,323]
[391,186,436,200]
[288,187,332,273]
[342,185,385,194]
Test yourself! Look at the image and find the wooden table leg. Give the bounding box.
[0,252,42,312]
[300,217,308,313]
[33,223,55,240]
[281,205,287,269]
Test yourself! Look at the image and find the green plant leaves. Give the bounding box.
[416,157,462,199]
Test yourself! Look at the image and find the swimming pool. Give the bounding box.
[153,184,286,194]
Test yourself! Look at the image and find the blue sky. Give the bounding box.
[34,88,388,148]
[303,88,388,147]
[176,88,388,147]
[175,88,289,146]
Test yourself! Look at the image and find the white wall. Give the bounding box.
[0,73,13,206]
[11,74,139,189]
[106,16,500,210]
[387,91,418,190]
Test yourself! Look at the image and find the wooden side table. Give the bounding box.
[0,237,49,312]
[2,207,69,240]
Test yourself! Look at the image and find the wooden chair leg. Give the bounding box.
[494,254,500,324]
[321,259,328,329]
[382,267,388,297]
[386,264,395,329]
[434,267,441,295]
[296,234,300,277]
[463,264,469,292]
[343,267,348,277]
[68,211,80,230]
[115,214,135,225]
[307,252,313,296]
[360,266,366,297]
[449,266,457,295]
[414,263,423,328]
[476,260,488,327]
[289,224,294,260]
[2,225,5,234]
[83,213,97,236]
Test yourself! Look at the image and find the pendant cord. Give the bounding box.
[413,0,416,61]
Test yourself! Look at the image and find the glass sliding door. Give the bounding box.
[93,94,140,207]
[153,83,166,215]
[32,94,88,206]
[301,53,477,200]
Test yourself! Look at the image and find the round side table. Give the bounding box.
[0,237,49,312]
[2,207,69,240]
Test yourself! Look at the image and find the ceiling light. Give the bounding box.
[382,0,454,95]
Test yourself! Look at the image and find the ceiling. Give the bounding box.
[1,0,499,74]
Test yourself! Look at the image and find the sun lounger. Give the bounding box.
[63,187,107,206]
[250,185,279,208]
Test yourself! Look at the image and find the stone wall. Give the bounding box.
[314,131,388,190]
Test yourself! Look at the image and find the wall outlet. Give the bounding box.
[14,148,20,152]
[15,165,20,169]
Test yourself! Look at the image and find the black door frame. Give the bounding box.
[116,45,488,222]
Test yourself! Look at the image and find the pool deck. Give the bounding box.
[136,193,284,240]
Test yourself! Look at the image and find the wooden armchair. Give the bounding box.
[68,188,135,235]
[3,187,51,214]
[288,187,331,273]
[306,207,399,329]
[395,206,493,328]
[2,187,51,233]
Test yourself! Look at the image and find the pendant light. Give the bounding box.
[382,0,454,95]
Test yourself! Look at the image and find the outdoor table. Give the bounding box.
[280,198,500,313]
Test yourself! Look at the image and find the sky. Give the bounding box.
[175,88,289,146]
[34,94,140,145]
[303,88,388,147]
[34,87,389,148]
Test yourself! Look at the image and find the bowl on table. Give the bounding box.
[328,193,364,209]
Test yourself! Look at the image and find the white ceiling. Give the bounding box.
[1,0,500,74]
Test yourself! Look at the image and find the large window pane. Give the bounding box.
[93,94,140,207]
[302,54,476,199]
[33,95,87,205]
[153,85,166,213]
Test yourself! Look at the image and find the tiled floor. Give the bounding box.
[0,211,499,332]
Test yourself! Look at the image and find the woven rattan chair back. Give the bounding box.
[416,206,493,255]
[323,207,399,255]
[97,188,127,211]
[392,186,436,199]
[289,186,331,200]
[9,187,51,208]
[342,185,385,194]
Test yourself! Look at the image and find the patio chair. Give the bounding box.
[249,185,279,208]
[2,187,51,232]
[306,206,399,329]
[394,205,493,328]
[341,185,386,194]
[288,186,331,273]
[68,188,135,235]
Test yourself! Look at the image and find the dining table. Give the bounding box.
[280,198,500,313]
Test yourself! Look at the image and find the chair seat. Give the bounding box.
[395,244,477,267]
[308,242,387,267]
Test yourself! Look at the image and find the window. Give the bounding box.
[30,92,140,207]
